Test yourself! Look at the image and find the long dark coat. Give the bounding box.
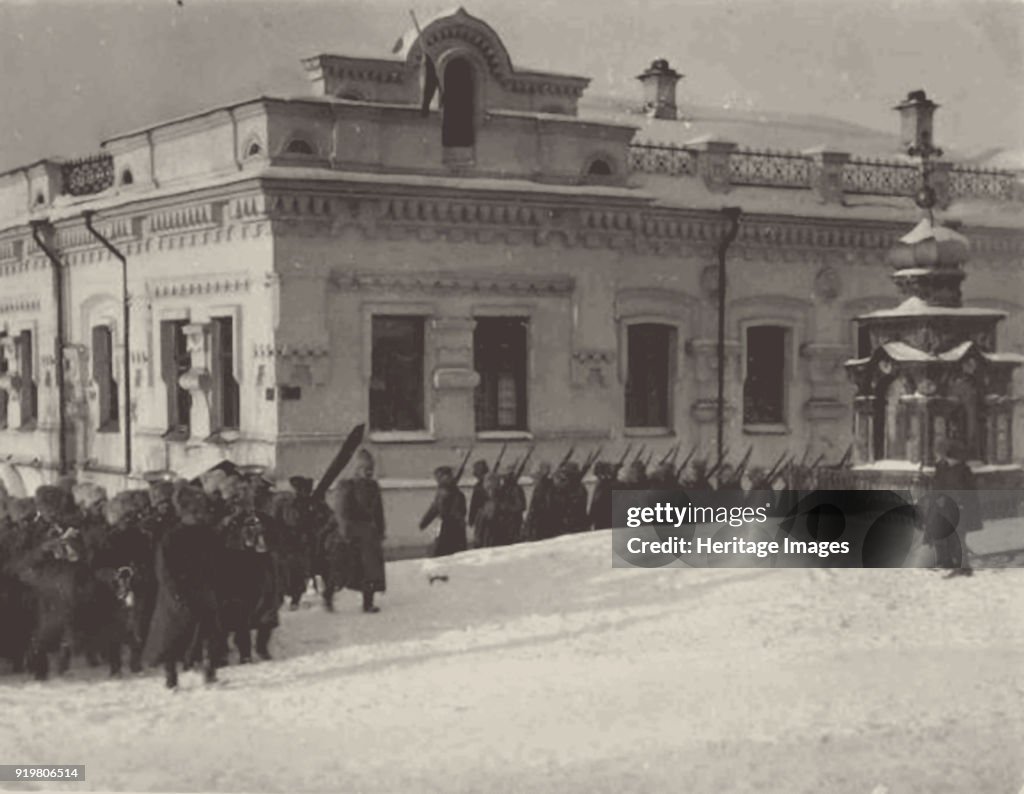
[419,485,467,557]
[142,520,221,667]
[524,476,554,540]
[216,511,281,633]
[336,478,386,593]
[588,478,617,531]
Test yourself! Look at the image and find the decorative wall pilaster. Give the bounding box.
[685,137,737,194]
[430,316,479,439]
[804,148,849,205]
[801,342,850,421]
[686,338,741,423]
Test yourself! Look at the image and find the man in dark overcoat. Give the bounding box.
[336,449,386,613]
[419,466,468,557]
[142,486,224,688]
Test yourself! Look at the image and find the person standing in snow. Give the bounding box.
[523,461,554,541]
[335,449,387,613]
[143,486,224,689]
[467,460,490,548]
[921,440,981,577]
[419,465,467,557]
[588,461,619,531]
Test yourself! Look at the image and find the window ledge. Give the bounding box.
[743,424,790,435]
[97,422,121,434]
[369,430,435,444]
[476,430,532,441]
[162,428,191,443]
[206,429,241,446]
[623,427,674,438]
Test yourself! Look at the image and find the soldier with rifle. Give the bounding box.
[418,448,471,557]
[524,461,554,542]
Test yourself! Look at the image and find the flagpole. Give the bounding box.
[409,10,444,106]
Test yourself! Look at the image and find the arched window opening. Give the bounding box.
[121,169,134,186]
[246,141,263,157]
[34,192,45,206]
[442,58,475,148]
[286,139,315,155]
[588,159,612,176]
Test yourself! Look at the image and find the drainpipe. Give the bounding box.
[716,207,742,465]
[83,211,132,476]
[29,219,68,475]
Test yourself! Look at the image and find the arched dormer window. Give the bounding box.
[442,58,475,149]
[246,141,263,158]
[34,192,45,207]
[121,168,134,186]
[286,138,315,156]
[588,159,612,176]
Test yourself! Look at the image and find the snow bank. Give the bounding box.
[1,530,1022,794]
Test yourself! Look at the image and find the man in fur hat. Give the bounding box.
[419,465,467,557]
[335,449,386,613]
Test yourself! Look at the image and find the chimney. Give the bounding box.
[636,59,682,120]
[894,89,939,156]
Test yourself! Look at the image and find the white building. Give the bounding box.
[0,9,1021,552]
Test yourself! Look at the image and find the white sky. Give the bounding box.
[0,0,1020,170]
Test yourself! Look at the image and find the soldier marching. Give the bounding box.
[0,433,982,687]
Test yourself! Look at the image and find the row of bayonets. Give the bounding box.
[442,441,855,489]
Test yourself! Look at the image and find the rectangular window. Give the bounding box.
[743,325,787,425]
[625,323,674,428]
[210,317,240,432]
[474,317,528,432]
[369,316,425,432]
[15,330,37,427]
[160,320,191,436]
[92,325,119,431]
[0,332,8,429]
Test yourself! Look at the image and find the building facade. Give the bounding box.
[1,9,1022,552]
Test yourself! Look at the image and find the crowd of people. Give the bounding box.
[0,439,982,688]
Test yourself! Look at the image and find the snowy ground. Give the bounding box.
[1,524,1023,794]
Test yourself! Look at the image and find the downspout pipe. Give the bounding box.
[716,207,743,466]
[29,220,68,476]
[83,211,132,477]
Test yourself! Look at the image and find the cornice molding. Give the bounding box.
[147,273,252,299]
[333,269,576,296]
[0,181,1021,277]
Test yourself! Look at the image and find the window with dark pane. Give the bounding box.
[474,317,528,432]
[625,323,673,428]
[92,325,119,431]
[16,330,37,426]
[370,316,425,432]
[211,317,240,431]
[743,325,787,425]
[442,58,475,148]
[160,320,191,435]
[0,332,8,429]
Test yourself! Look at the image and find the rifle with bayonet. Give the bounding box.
[675,442,699,480]
[493,443,508,474]
[559,445,576,468]
[581,446,603,478]
[453,447,474,484]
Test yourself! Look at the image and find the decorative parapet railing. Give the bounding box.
[627,142,694,176]
[841,157,919,196]
[730,148,811,188]
[628,141,1021,203]
[61,153,114,197]
[949,165,1018,201]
